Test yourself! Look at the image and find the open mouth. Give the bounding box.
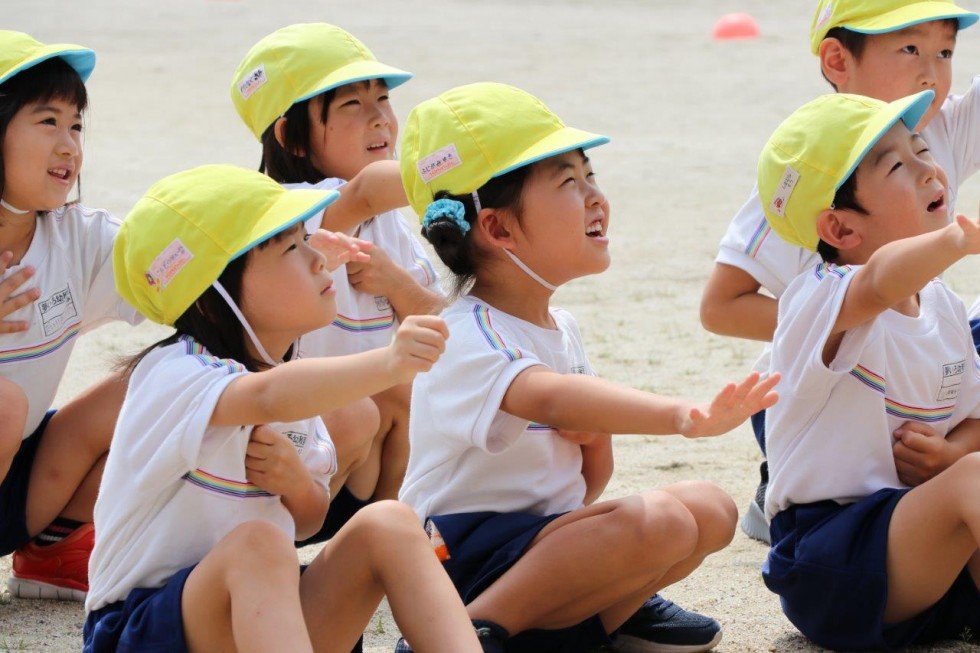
[927,192,945,213]
[366,141,388,153]
[48,167,71,180]
[586,220,605,238]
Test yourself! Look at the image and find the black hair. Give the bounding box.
[821,20,959,90]
[121,227,302,377]
[0,57,88,208]
[817,170,867,263]
[259,89,336,183]
[422,165,531,298]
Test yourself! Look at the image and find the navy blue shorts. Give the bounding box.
[750,409,766,454]
[83,565,195,653]
[0,410,55,555]
[427,511,613,653]
[971,318,980,354]
[764,488,980,650]
[296,484,370,547]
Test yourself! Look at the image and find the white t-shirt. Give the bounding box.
[86,337,337,612]
[286,177,441,357]
[0,205,141,438]
[717,77,980,371]
[765,264,980,520]
[399,296,594,520]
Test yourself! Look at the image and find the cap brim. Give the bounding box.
[233,188,340,259]
[0,45,95,86]
[294,60,412,105]
[493,126,610,178]
[836,90,934,191]
[846,2,978,35]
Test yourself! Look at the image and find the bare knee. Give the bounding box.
[662,480,738,553]
[609,492,700,566]
[217,521,299,581]
[947,453,980,501]
[343,500,424,548]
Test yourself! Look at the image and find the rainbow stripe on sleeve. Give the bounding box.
[849,365,886,394]
[183,337,247,374]
[182,469,272,498]
[332,313,395,333]
[472,305,524,362]
[0,321,81,365]
[744,220,772,259]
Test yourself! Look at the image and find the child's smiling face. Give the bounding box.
[509,150,611,286]
[307,79,397,182]
[2,97,83,215]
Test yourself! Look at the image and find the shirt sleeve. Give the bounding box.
[384,210,442,293]
[296,178,346,233]
[937,75,980,184]
[112,348,246,494]
[79,208,143,329]
[716,185,820,298]
[414,306,541,455]
[772,265,875,399]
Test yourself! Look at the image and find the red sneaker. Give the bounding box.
[7,523,93,601]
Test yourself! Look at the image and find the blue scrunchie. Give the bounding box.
[422,198,470,234]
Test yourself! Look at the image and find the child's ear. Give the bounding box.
[816,208,862,250]
[273,117,304,156]
[818,37,850,89]
[477,209,516,248]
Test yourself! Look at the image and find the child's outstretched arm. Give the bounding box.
[319,160,408,234]
[700,263,778,342]
[0,251,38,334]
[831,213,980,339]
[210,315,448,427]
[501,368,779,439]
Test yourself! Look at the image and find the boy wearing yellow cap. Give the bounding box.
[700,0,980,544]
[758,90,980,650]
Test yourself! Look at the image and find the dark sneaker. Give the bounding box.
[395,619,507,653]
[739,460,770,544]
[612,595,722,653]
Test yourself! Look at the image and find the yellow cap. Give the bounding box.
[0,30,95,86]
[231,23,412,141]
[810,0,978,54]
[757,91,933,251]
[400,82,609,220]
[114,164,339,326]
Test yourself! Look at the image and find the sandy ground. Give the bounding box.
[2,0,980,650]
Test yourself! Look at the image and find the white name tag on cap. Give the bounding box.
[238,65,267,100]
[418,144,462,183]
[770,165,800,218]
[147,238,193,291]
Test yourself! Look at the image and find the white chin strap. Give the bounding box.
[503,249,558,291]
[212,280,288,367]
[0,199,31,215]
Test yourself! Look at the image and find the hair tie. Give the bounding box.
[423,198,470,234]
